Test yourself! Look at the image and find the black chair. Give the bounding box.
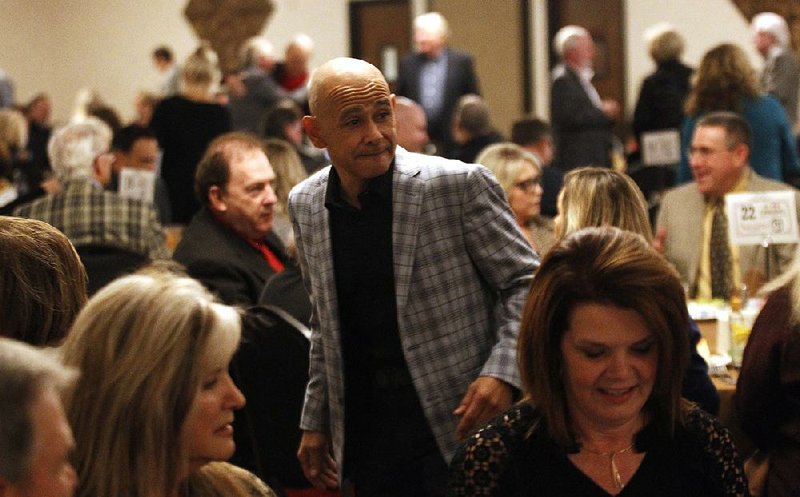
[75,244,149,295]
[231,305,312,492]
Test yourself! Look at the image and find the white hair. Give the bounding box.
[288,33,314,54]
[553,25,589,58]
[241,36,274,68]
[48,117,112,181]
[752,12,790,49]
[414,12,450,38]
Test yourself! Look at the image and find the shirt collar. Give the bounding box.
[324,161,395,210]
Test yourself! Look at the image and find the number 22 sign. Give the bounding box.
[725,191,799,245]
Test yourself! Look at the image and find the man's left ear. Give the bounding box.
[208,185,227,212]
[734,143,749,167]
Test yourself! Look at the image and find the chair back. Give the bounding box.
[232,304,311,489]
[75,244,149,295]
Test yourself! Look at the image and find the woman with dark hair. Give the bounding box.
[554,167,719,415]
[0,216,87,345]
[449,227,747,496]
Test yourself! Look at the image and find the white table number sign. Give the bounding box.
[641,129,680,165]
[725,191,799,245]
[118,168,155,205]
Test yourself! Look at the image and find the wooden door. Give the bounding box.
[349,0,411,86]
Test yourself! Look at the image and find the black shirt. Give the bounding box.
[325,164,440,476]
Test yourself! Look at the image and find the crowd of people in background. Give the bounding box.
[2,8,800,497]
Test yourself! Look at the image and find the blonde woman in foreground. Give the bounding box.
[61,268,276,497]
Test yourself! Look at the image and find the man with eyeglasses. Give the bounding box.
[656,111,800,298]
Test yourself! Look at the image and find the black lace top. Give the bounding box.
[448,403,749,497]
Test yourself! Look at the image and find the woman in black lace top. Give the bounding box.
[448,228,748,497]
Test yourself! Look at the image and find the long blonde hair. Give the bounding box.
[263,138,307,215]
[61,269,240,497]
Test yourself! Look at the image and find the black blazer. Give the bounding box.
[550,66,613,171]
[396,49,480,145]
[172,207,287,306]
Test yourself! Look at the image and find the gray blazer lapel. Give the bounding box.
[392,151,424,314]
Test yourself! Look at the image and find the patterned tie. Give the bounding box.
[710,198,732,300]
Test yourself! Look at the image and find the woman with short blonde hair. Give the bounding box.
[476,142,554,254]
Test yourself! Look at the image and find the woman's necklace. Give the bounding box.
[581,443,635,491]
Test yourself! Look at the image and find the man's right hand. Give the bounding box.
[297,430,339,490]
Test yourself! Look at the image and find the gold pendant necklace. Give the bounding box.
[581,443,635,491]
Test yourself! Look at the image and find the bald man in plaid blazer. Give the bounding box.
[290,58,538,496]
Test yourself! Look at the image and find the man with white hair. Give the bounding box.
[550,25,619,171]
[228,36,288,134]
[13,118,168,259]
[752,12,800,126]
[0,337,78,497]
[396,12,479,155]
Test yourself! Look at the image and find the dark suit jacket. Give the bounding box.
[396,49,480,149]
[550,65,613,171]
[172,207,287,306]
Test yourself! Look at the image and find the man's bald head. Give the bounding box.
[302,57,396,202]
[307,57,387,116]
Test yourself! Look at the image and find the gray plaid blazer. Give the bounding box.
[288,148,539,468]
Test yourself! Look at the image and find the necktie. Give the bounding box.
[710,199,732,300]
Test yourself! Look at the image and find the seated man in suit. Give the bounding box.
[173,131,286,306]
[13,118,167,260]
[396,12,479,155]
[550,25,619,171]
[656,111,800,299]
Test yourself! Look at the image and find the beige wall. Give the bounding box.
[0,0,349,123]
[434,0,523,137]
[0,0,760,130]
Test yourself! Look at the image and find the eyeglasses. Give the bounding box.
[513,178,540,192]
[688,146,728,159]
